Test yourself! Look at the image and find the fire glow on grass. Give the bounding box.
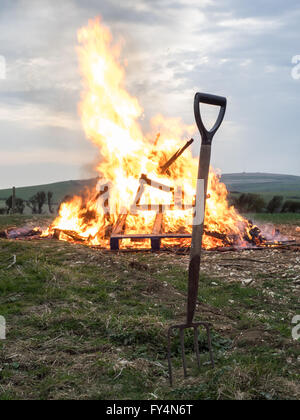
[44,18,259,249]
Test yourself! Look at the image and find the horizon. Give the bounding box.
[1,170,300,192]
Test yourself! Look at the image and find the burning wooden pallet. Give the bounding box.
[109,139,196,251]
[0,224,297,251]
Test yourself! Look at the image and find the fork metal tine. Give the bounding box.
[193,327,201,369]
[179,328,188,378]
[167,322,214,386]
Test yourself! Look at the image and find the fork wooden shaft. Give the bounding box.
[187,144,211,324]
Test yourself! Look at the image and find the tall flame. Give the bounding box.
[47,18,255,249]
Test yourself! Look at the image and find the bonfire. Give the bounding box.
[5,18,287,251]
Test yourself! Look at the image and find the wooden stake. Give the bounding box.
[12,187,16,214]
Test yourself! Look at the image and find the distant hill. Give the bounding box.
[0,178,99,204]
[220,173,300,202]
[221,172,300,192]
[1,173,300,208]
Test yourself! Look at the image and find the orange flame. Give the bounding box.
[46,18,256,250]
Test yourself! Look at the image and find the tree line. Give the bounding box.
[231,193,300,213]
[1,191,55,214]
[1,190,300,215]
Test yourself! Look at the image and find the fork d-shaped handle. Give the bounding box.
[194,92,227,145]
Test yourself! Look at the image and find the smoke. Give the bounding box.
[80,159,102,179]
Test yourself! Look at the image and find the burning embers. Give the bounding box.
[1,18,290,251]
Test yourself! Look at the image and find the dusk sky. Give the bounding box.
[0,0,299,189]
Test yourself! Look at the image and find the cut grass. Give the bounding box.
[0,216,299,400]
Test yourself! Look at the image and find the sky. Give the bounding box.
[0,0,299,189]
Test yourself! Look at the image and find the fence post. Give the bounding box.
[12,186,16,214]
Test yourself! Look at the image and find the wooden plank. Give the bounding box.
[111,177,145,248]
[12,187,16,214]
[52,229,86,242]
[110,214,127,250]
[152,213,163,235]
[110,233,192,239]
[134,204,193,211]
[151,213,164,251]
[160,138,194,174]
[109,229,240,246]
[112,213,128,235]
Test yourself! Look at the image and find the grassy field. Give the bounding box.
[0,215,299,400]
[245,213,300,225]
[222,173,300,194]
[230,192,300,207]
[223,173,300,204]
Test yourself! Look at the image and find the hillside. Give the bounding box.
[1,173,300,206]
[0,178,99,204]
[221,173,300,201]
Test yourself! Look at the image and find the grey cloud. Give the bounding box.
[0,0,300,189]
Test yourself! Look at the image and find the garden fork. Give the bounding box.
[167,92,227,386]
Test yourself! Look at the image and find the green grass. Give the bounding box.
[245,213,300,225]
[230,192,300,206]
[0,216,299,400]
[222,173,300,195]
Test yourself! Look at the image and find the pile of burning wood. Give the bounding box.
[1,216,296,252]
[1,19,297,253]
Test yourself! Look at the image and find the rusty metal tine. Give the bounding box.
[167,322,215,386]
[205,324,215,368]
[167,327,173,387]
[179,328,188,378]
[193,326,201,369]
